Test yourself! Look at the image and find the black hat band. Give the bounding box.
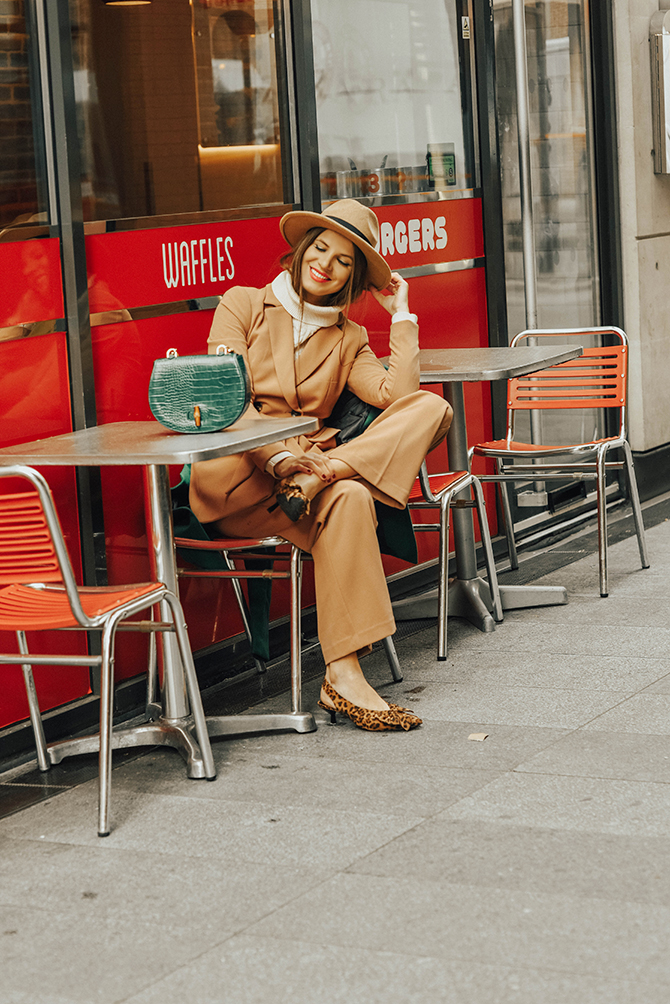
[324,215,373,247]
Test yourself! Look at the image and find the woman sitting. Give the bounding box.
[189,200,452,731]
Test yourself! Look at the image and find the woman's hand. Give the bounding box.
[368,273,410,316]
[273,450,339,483]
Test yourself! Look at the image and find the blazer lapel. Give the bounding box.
[295,322,346,388]
[264,286,299,411]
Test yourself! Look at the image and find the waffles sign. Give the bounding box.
[162,236,235,290]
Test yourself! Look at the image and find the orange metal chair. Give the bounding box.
[408,463,502,659]
[472,327,649,596]
[0,465,214,836]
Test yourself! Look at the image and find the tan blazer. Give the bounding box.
[189,282,420,523]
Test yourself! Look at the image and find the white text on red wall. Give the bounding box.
[162,236,235,289]
[379,217,447,257]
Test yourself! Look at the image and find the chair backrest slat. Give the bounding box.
[0,491,62,585]
[508,342,627,412]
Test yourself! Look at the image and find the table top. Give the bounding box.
[417,345,583,383]
[0,416,318,466]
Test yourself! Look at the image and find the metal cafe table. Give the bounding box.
[0,416,317,780]
[394,344,583,632]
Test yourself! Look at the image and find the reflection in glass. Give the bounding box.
[493,0,604,514]
[193,0,288,210]
[0,0,45,233]
[311,0,471,202]
[70,0,290,223]
[494,0,599,335]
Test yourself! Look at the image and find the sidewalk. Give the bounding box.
[1,497,669,1004]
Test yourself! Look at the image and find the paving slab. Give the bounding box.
[385,642,667,692]
[439,622,670,658]
[213,716,571,771]
[114,747,501,818]
[348,817,670,904]
[580,693,670,734]
[120,934,667,1004]
[373,681,633,729]
[1,901,227,1004]
[246,873,670,984]
[436,772,670,837]
[0,833,323,929]
[515,729,670,782]
[0,781,424,871]
[641,673,670,694]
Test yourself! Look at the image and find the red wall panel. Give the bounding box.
[0,331,89,729]
[0,238,64,327]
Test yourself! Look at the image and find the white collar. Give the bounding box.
[271,270,341,330]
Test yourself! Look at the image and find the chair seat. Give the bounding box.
[0,581,163,630]
[408,471,469,501]
[174,535,288,551]
[473,437,621,458]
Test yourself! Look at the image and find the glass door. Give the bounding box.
[493,0,606,528]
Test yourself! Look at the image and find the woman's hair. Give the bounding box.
[280,226,369,313]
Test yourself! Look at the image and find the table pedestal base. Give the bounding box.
[47,716,213,779]
[206,712,316,739]
[45,711,317,779]
[393,579,569,630]
[498,584,568,609]
[394,576,497,632]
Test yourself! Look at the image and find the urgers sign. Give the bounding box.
[373,198,483,269]
[380,216,447,257]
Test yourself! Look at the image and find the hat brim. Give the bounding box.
[279,210,393,291]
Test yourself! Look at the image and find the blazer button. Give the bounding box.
[254,401,263,412]
[291,410,301,416]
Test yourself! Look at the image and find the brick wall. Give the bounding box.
[0,0,39,229]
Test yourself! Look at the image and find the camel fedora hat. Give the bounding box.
[280,199,392,290]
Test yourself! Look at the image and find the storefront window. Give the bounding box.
[70,0,292,223]
[311,0,473,202]
[493,0,605,521]
[0,0,45,233]
[494,0,599,333]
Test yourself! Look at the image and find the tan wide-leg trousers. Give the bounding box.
[214,391,452,663]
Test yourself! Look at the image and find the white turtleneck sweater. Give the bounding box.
[264,270,417,474]
[271,270,341,358]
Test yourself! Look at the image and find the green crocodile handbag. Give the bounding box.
[148,345,251,434]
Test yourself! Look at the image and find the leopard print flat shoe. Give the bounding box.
[318,679,411,731]
[386,702,422,729]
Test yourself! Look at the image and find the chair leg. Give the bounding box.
[622,440,650,570]
[497,459,519,570]
[164,591,216,780]
[98,623,116,837]
[437,489,453,661]
[471,478,503,622]
[596,445,609,597]
[223,552,267,676]
[381,635,403,683]
[16,631,49,772]
[289,546,303,714]
[145,605,161,718]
